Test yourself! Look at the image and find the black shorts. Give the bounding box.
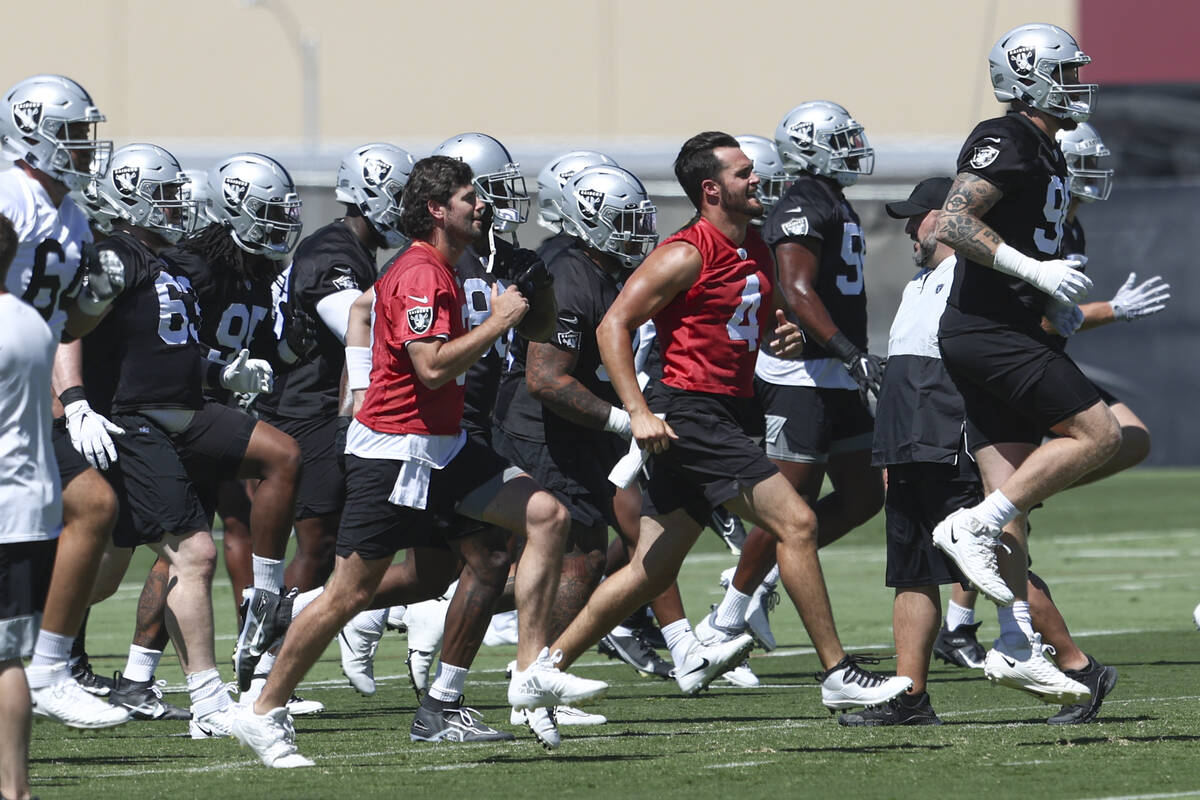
[51,419,91,488]
[939,326,1102,450]
[493,427,621,530]
[641,385,778,526]
[105,414,209,547]
[337,437,512,561]
[884,463,979,588]
[174,402,258,519]
[755,379,874,463]
[260,412,345,520]
[0,540,57,660]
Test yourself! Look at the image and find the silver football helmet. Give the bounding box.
[432,132,529,234]
[0,74,111,191]
[183,169,217,228]
[560,165,657,270]
[336,142,416,248]
[1057,123,1113,202]
[73,179,119,233]
[735,135,791,214]
[208,153,303,260]
[989,23,1096,123]
[774,101,874,186]
[96,144,197,244]
[536,150,618,233]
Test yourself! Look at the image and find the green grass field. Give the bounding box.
[30,469,1200,800]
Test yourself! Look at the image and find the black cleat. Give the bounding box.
[1047,656,1118,725]
[109,671,192,721]
[71,656,115,697]
[410,696,515,743]
[838,691,943,726]
[623,605,667,651]
[233,587,297,691]
[598,630,674,679]
[933,621,986,669]
[710,505,747,555]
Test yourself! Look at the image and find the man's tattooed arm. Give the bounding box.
[525,341,611,429]
[935,172,1006,265]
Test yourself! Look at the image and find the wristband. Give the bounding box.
[603,406,632,437]
[824,331,859,364]
[58,386,88,407]
[345,346,372,391]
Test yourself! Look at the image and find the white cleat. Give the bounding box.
[721,659,761,688]
[189,705,236,739]
[28,666,131,729]
[984,633,1091,705]
[931,508,1014,606]
[818,655,913,711]
[674,633,755,696]
[483,609,520,647]
[240,675,324,715]
[232,706,314,768]
[339,620,382,696]
[404,591,452,696]
[507,647,608,710]
[1193,602,1200,631]
[511,705,606,726]
[386,605,408,632]
[407,649,436,698]
[745,583,780,652]
[525,706,560,750]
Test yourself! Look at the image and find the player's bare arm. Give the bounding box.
[526,341,611,429]
[936,172,1004,264]
[408,282,527,390]
[774,237,841,346]
[345,287,374,413]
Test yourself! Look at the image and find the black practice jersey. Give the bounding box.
[944,111,1070,335]
[1061,216,1086,263]
[496,240,622,444]
[83,232,203,415]
[761,173,868,358]
[256,222,377,419]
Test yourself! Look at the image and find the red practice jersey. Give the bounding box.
[357,241,468,435]
[654,218,774,397]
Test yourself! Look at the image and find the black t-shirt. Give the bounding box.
[944,111,1070,337]
[496,240,622,444]
[84,232,204,415]
[761,173,868,358]
[256,221,377,419]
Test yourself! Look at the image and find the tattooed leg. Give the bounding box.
[548,522,607,641]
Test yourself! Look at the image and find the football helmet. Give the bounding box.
[774,101,874,186]
[560,165,657,270]
[74,180,118,234]
[536,150,617,233]
[183,169,217,228]
[989,24,1096,123]
[336,142,416,248]
[208,153,303,260]
[96,144,197,244]
[432,133,529,234]
[735,135,791,213]
[0,74,111,191]
[1057,123,1113,202]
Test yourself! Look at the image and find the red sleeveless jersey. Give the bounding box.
[654,218,774,397]
[357,241,468,435]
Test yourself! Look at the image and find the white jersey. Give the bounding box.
[754,351,857,391]
[887,255,957,359]
[0,293,62,543]
[0,167,93,341]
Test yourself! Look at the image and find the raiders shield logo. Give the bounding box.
[13,100,42,134]
[1007,45,1036,77]
[362,158,392,187]
[556,330,581,349]
[222,176,250,207]
[781,216,809,237]
[575,187,604,219]
[788,120,815,145]
[112,166,140,196]
[970,145,1000,169]
[407,305,433,335]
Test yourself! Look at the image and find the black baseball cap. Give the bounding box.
[884,177,954,219]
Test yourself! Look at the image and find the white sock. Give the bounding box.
[661,619,698,667]
[428,662,468,703]
[714,588,752,629]
[256,650,276,676]
[124,645,163,683]
[996,601,1034,647]
[187,668,231,718]
[30,630,74,670]
[945,601,975,632]
[252,555,284,594]
[973,490,1019,530]
[292,586,323,618]
[350,608,387,635]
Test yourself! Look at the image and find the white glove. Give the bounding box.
[1110,272,1170,321]
[219,349,274,393]
[75,248,127,315]
[993,243,1092,304]
[64,399,125,470]
[1045,299,1084,337]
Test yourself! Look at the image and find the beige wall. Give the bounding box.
[3,0,1075,149]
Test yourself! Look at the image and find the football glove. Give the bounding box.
[1110,272,1170,322]
[993,243,1092,304]
[1045,299,1084,337]
[63,398,125,470]
[277,302,321,364]
[826,331,883,414]
[76,245,127,315]
[220,349,274,394]
[504,248,553,298]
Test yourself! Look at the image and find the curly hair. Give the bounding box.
[399,156,474,241]
[177,221,280,286]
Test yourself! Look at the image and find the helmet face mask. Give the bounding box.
[96,143,197,244]
[210,153,303,260]
[536,150,618,233]
[335,143,415,248]
[990,24,1097,123]
[774,101,874,187]
[561,165,658,270]
[1,75,112,191]
[1057,122,1113,202]
[735,135,791,213]
[432,133,530,234]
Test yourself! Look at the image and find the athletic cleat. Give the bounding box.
[818,655,913,711]
[109,672,191,720]
[1047,656,1117,724]
[404,592,451,698]
[407,649,436,700]
[189,706,236,739]
[508,647,608,710]
[526,706,560,750]
[931,509,1014,606]
[512,704,607,727]
[339,621,382,696]
[232,705,314,768]
[674,633,755,696]
[386,605,408,632]
[745,584,780,652]
[838,691,943,726]
[721,659,760,688]
[597,630,673,679]
[933,621,987,669]
[29,666,131,729]
[483,609,520,647]
[233,587,296,691]
[410,697,514,743]
[71,656,115,696]
[710,505,747,555]
[983,633,1090,704]
[286,693,324,715]
[626,606,667,651]
[1193,602,1200,631]
[694,606,747,644]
